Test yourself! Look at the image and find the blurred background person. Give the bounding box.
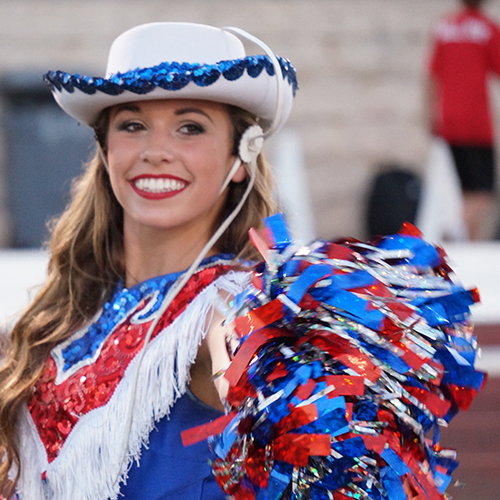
[425,0,500,240]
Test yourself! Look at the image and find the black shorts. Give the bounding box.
[449,144,496,192]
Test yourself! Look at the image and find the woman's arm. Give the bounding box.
[203,308,235,404]
[424,74,439,134]
[189,290,238,410]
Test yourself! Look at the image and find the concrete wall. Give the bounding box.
[1,0,499,242]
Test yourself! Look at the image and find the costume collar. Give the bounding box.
[54,253,235,381]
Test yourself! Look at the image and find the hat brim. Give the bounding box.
[45,55,297,130]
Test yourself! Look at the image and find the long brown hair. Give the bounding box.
[0,102,276,495]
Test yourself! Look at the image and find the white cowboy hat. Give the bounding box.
[44,22,297,133]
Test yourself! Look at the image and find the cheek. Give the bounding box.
[193,142,233,179]
[107,131,140,163]
[106,156,124,193]
[107,139,138,181]
[105,146,130,200]
[213,135,238,176]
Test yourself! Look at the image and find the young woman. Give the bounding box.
[0,22,297,500]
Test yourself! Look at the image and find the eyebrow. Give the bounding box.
[111,103,141,117]
[111,103,214,124]
[174,107,214,124]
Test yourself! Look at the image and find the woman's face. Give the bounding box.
[107,99,245,241]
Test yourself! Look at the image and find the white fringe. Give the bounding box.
[16,271,249,500]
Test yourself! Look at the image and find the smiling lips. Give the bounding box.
[130,175,188,200]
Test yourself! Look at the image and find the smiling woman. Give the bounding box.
[0,22,297,500]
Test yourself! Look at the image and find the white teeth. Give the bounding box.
[134,177,186,193]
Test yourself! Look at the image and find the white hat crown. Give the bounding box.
[106,23,246,77]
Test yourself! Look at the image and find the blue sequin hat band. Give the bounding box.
[44,22,298,132]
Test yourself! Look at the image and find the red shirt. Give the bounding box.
[429,7,500,145]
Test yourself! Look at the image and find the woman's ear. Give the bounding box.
[231,160,247,183]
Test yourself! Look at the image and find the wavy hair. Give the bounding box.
[0,103,277,496]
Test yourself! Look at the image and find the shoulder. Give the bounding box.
[431,9,500,45]
[482,12,500,38]
[431,11,459,43]
[199,255,253,297]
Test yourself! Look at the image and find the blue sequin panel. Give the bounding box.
[44,55,298,97]
[60,254,234,372]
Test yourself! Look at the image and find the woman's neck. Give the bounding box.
[123,222,219,287]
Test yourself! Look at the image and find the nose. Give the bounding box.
[140,128,175,165]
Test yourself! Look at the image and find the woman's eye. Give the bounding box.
[180,123,205,135]
[118,121,145,132]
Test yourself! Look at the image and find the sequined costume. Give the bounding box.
[16,254,249,500]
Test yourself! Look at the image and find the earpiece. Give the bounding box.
[218,125,264,196]
[238,125,264,165]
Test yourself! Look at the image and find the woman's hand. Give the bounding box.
[204,309,237,402]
